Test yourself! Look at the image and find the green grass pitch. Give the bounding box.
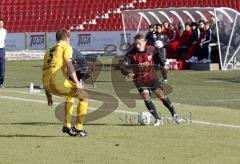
[0,59,240,164]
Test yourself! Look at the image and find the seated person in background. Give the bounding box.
[162,21,170,37]
[168,23,181,42]
[154,24,170,82]
[168,22,192,59]
[190,22,200,44]
[187,21,212,63]
[208,17,219,63]
[183,22,200,60]
[186,20,205,63]
[146,25,156,46]
[209,17,217,44]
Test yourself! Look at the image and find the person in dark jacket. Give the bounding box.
[154,24,170,82]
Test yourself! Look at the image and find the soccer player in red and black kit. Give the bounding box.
[121,33,182,126]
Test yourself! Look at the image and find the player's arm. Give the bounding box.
[64,46,83,93]
[66,59,83,93]
[121,52,133,74]
[119,55,135,79]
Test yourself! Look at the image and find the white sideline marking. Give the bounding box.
[0,95,136,115]
[0,89,98,102]
[1,95,240,129]
[2,89,240,103]
[209,99,240,102]
[191,120,240,128]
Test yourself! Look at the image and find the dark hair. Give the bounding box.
[185,22,191,27]
[134,33,145,40]
[0,17,3,22]
[205,21,211,26]
[191,22,198,27]
[56,28,71,42]
[156,23,163,28]
[199,20,205,24]
[149,25,154,28]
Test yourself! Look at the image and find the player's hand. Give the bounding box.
[47,95,53,106]
[126,73,135,81]
[75,81,84,94]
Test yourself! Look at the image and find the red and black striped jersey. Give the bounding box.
[123,45,159,86]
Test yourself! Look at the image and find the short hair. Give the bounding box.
[134,33,145,40]
[205,21,211,26]
[56,28,71,42]
[185,22,191,27]
[199,20,205,24]
[156,23,163,28]
[149,25,154,29]
[191,22,198,27]
[0,17,3,22]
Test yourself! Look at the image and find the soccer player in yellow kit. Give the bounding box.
[43,29,88,137]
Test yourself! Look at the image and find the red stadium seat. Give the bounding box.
[1,0,239,32]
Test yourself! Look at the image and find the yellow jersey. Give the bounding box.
[43,42,73,85]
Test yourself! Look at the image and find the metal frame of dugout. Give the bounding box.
[121,7,240,70]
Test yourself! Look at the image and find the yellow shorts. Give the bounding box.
[43,71,88,100]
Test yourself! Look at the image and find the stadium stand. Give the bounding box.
[0,0,239,32]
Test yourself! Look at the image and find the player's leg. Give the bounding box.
[153,88,182,124]
[62,97,77,136]
[0,48,5,87]
[138,88,162,126]
[64,97,74,128]
[72,98,88,136]
[63,80,89,136]
[48,77,89,136]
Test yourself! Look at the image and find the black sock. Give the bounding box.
[161,97,176,117]
[144,100,160,120]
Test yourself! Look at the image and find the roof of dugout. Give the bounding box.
[121,7,240,70]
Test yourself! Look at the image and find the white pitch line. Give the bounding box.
[209,99,240,102]
[0,89,98,102]
[0,95,136,115]
[1,95,240,129]
[191,120,240,128]
[4,89,240,104]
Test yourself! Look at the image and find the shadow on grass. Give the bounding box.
[10,122,61,126]
[3,86,43,89]
[0,134,65,138]
[1,86,29,89]
[0,122,140,127]
[208,77,240,83]
[86,123,140,127]
[31,65,42,68]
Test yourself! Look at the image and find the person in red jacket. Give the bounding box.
[168,23,181,42]
[168,23,192,59]
[184,22,201,60]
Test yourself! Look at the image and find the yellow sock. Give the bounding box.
[64,98,74,128]
[76,101,88,130]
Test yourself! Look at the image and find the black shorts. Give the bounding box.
[137,87,158,93]
[136,78,163,93]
